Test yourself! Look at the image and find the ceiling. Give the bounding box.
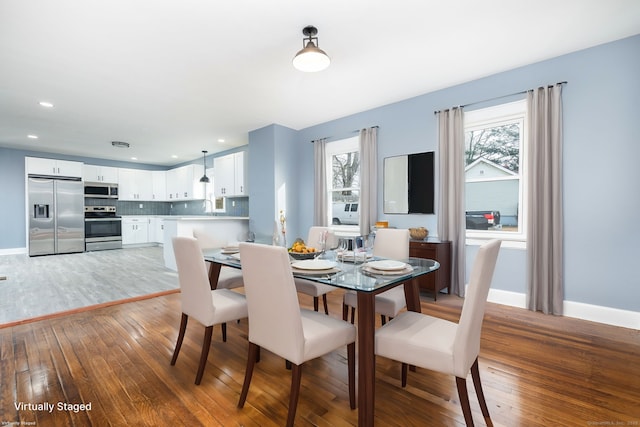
[1,0,639,166]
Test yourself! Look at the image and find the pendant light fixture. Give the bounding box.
[199,150,210,183]
[292,25,330,72]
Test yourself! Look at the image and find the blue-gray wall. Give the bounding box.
[247,124,299,243]
[248,34,640,312]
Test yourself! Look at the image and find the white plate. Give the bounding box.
[292,259,337,271]
[367,260,407,271]
[221,248,239,254]
[362,264,413,276]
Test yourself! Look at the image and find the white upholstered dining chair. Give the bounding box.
[237,242,356,427]
[192,228,244,290]
[342,228,410,325]
[293,226,337,314]
[375,239,501,426]
[170,236,248,385]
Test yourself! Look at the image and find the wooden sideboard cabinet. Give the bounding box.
[409,240,451,300]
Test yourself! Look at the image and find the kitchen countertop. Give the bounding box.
[162,216,249,220]
[119,215,249,220]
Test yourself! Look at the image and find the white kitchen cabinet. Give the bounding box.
[213,154,233,197]
[26,157,83,178]
[151,170,166,201]
[234,151,246,195]
[213,152,246,197]
[118,168,153,201]
[83,165,118,183]
[149,217,164,244]
[122,217,149,245]
[165,168,179,201]
[166,164,205,201]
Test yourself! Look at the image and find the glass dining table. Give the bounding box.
[203,247,439,427]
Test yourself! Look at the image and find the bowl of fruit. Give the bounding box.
[288,239,320,260]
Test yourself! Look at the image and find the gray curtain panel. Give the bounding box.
[313,138,328,226]
[526,84,564,315]
[436,108,466,297]
[359,127,378,237]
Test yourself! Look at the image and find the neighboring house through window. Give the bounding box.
[325,136,360,230]
[464,100,527,244]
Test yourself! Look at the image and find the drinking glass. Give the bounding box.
[365,234,375,258]
[353,236,366,264]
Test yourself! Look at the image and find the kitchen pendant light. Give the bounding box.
[292,26,330,72]
[199,150,210,183]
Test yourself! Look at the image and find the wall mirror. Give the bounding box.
[383,151,434,214]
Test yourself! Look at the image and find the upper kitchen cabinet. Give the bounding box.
[213,152,246,197]
[166,164,205,201]
[83,164,118,184]
[151,170,166,201]
[26,157,83,178]
[118,168,153,201]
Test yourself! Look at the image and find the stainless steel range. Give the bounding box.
[84,206,122,251]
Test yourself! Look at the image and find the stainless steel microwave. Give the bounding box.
[84,183,118,199]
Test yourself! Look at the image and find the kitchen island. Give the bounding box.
[162,216,250,270]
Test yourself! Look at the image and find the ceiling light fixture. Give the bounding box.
[27,134,39,139]
[111,141,130,148]
[39,101,53,108]
[292,25,330,72]
[199,150,210,183]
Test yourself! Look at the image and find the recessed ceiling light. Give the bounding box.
[171,155,178,159]
[217,138,225,143]
[39,101,54,108]
[27,134,39,139]
[131,157,137,160]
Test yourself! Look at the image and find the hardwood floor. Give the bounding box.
[1,290,638,426]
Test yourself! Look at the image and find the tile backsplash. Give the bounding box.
[84,197,249,217]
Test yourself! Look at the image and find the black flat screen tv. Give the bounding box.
[383,151,434,214]
[408,151,434,214]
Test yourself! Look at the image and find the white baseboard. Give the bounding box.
[487,288,527,308]
[486,288,639,330]
[562,300,640,330]
[0,247,27,255]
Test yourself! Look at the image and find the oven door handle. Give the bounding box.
[85,218,122,221]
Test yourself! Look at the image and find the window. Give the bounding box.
[464,100,527,242]
[325,136,360,228]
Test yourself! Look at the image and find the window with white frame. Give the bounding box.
[325,136,360,229]
[464,100,527,241]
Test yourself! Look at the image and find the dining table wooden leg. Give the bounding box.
[403,278,422,313]
[207,261,222,290]
[404,279,422,373]
[356,291,376,427]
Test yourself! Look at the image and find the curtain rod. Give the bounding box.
[309,125,379,143]
[433,81,567,115]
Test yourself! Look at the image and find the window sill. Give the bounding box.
[330,225,360,237]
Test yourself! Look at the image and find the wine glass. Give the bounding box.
[316,231,327,259]
[318,230,327,252]
[337,238,348,263]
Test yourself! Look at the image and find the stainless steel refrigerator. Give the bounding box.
[28,176,85,256]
